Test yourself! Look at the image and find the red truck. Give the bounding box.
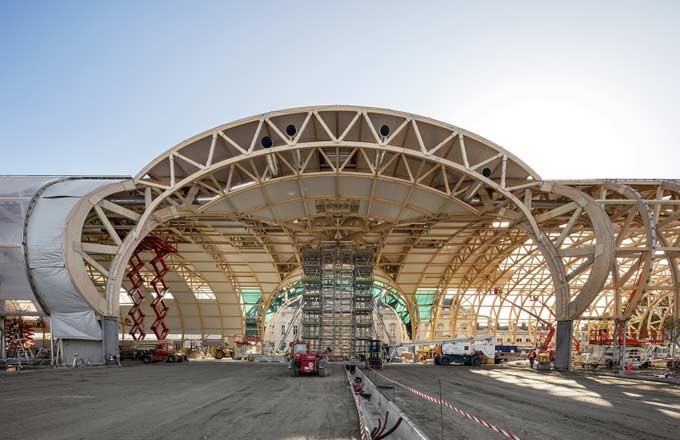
[142,342,186,364]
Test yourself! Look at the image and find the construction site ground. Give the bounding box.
[0,361,359,440]
[369,363,680,440]
[2,360,679,440]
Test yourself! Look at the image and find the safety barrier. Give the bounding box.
[345,369,372,440]
[347,368,429,440]
[368,368,522,440]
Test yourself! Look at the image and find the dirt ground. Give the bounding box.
[0,361,359,440]
[370,363,680,440]
[3,361,679,440]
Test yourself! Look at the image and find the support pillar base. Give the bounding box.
[102,316,120,365]
[555,320,573,371]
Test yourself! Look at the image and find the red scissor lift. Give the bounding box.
[126,236,177,341]
[3,317,35,352]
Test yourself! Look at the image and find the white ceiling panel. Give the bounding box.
[228,188,267,212]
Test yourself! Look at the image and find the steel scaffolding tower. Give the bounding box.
[301,249,322,351]
[300,242,375,360]
[353,248,375,360]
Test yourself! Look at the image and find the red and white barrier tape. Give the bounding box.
[366,368,522,440]
[346,371,372,440]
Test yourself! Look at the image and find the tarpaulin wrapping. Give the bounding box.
[50,310,102,340]
[0,176,62,309]
[24,177,124,339]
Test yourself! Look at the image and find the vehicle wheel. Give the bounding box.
[472,356,482,366]
[167,355,176,363]
[214,351,224,360]
[143,355,152,364]
[439,356,451,366]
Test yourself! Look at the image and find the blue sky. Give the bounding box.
[1,1,678,179]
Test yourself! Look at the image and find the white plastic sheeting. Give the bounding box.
[24,177,125,339]
[51,311,103,340]
[0,176,127,339]
[0,176,61,311]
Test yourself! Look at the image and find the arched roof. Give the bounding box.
[51,106,677,344]
[136,105,541,184]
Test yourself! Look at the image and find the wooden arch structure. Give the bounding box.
[60,106,678,369]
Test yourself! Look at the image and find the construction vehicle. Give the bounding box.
[366,339,384,369]
[210,344,234,360]
[434,335,496,366]
[287,340,329,376]
[535,351,551,370]
[229,335,260,360]
[583,327,668,370]
[141,342,186,363]
[388,336,495,366]
[534,325,556,370]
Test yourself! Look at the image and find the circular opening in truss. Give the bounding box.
[261,136,273,149]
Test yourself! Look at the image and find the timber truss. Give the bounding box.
[60,106,678,343]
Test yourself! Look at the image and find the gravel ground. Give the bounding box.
[368,363,680,440]
[0,361,359,440]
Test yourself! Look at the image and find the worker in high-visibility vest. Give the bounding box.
[528,349,536,368]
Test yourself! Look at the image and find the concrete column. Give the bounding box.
[102,316,120,365]
[555,320,573,371]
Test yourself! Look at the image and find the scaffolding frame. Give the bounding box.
[301,242,375,360]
